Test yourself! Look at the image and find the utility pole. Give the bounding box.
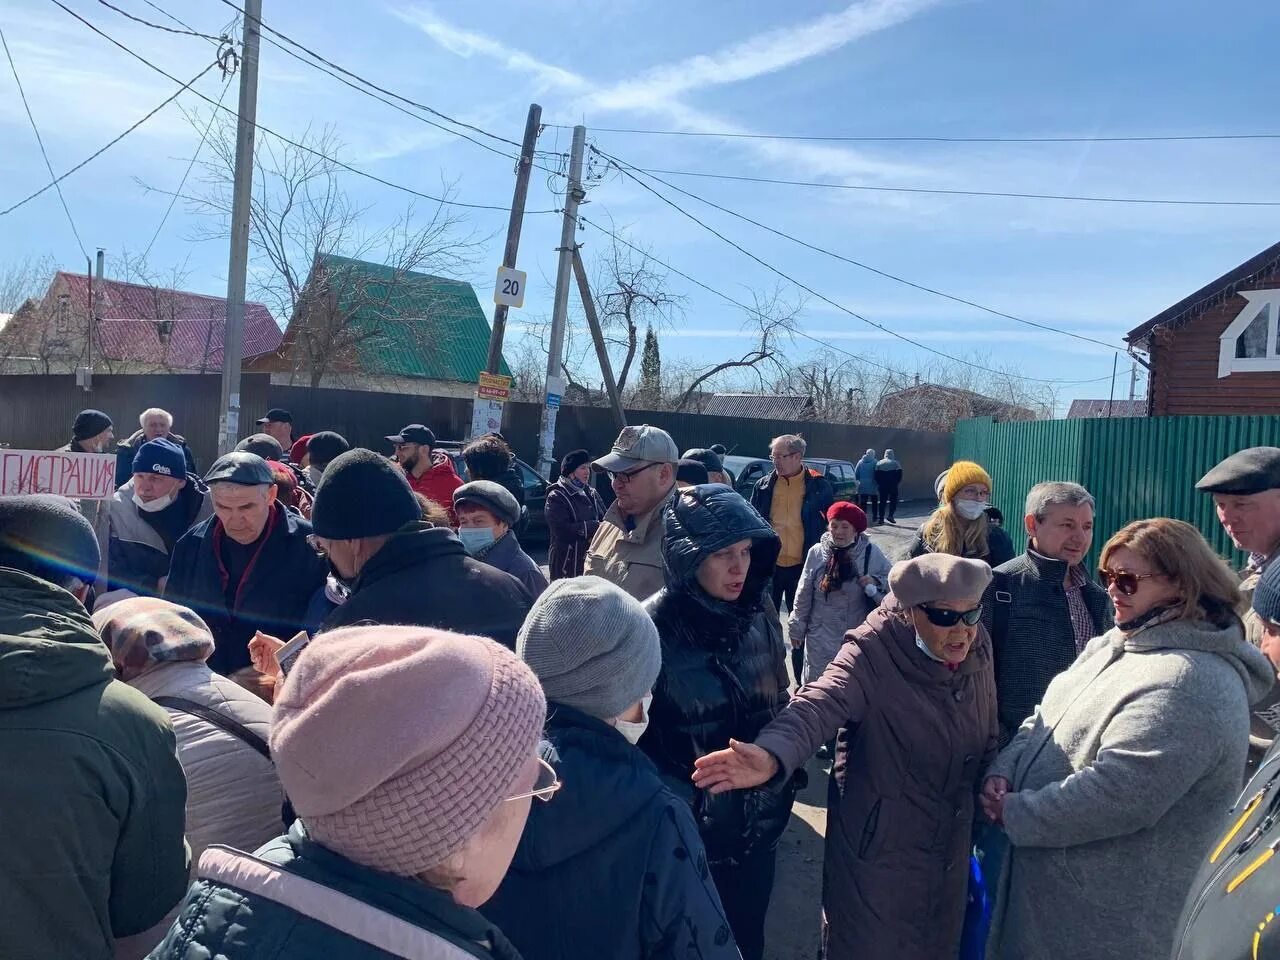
[1128,358,1138,402]
[571,247,625,432]
[536,124,586,478]
[218,0,262,455]
[485,103,541,374]
[92,249,103,379]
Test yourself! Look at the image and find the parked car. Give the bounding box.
[437,442,548,542]
[722,454,858,501]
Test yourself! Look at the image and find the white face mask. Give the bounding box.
[133,491,175,513]
[954,499,990,521]
[614,693,652,745]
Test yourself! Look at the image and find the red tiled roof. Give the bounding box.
[57,272,281,369]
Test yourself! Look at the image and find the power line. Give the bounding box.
[593,157,1110,384]
[594,147,1126,352]
[2,24,88,256]
[578,214,1115,387]
[0,58,221,218]
[47,0,558,215]
[140,72,233,259]
[94,0,227,42]
[548,122,1280,145]
[621,164,1280,208]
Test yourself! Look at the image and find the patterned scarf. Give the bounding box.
[820,540,857,594]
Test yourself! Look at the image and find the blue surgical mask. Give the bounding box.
[457,526,497,555]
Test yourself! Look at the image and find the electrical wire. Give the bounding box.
[547,122,1280,145]
[594,146,1126,352]
[621,164,1280,208]
[94,0,226,41]
[2,24,89,255]
[140,72,233,259]
[46,0,559,215]
[593,158,1113,384]
[0,58,221,218]
[578,214,1116,387]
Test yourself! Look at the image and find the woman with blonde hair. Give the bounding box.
[908,460,1014,567]
[982,518,1276,960]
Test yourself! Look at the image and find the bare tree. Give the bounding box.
[0,254,54,314]
[673,288,802,412]
[151,115,483,388]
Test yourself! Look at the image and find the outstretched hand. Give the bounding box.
[692,739,780,795]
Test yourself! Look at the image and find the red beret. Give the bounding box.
[826,501,867,533]
[290,434,313,464]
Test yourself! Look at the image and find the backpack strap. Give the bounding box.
[197,846,483,960]
[154,696,271,762]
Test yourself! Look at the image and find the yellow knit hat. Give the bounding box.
[942,461,993,503]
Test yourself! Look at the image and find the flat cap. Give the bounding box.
[204,451,274,486]
[1196,447,1280,496]
[235,433,284,461]
[453,480,521,528]
[889,554,992,608]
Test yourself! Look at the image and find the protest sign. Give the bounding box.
[0,449,118,500]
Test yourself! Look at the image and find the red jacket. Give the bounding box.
[405,454,464,522]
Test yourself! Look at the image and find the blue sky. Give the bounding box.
[3,0,1278,412]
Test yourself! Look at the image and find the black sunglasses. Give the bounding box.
[918,604,983,627]
[1099,569,1160,596]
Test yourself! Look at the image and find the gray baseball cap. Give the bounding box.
[592,425,679,474]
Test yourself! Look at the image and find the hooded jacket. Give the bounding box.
[0,568,189,960]
[986,614,1276,960]
[545,475,606,580]
[874,451,903,490]
[641,485,798,865]
[754,599,998,960]
[404,452,464,522]
[854,451,879,495]
[164,502,327,675]
[321,523,532,649]
[104,476,212,601]
[114,428,198,488]
[482,704,739,960]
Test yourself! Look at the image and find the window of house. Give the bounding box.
[1218,291,1280,377]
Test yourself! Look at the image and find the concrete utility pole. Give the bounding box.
[1128,359,1138,401]
[571,247,625,432]
[486,103,541,374]
[536,124,586,478]
[218,0,262,456]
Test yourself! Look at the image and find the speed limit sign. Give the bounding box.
[494,266,527,308]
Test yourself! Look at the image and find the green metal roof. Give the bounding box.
[319,253,510,381]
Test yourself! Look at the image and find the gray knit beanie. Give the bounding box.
[517,576,661,720]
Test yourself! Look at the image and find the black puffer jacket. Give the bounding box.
[641,484,799,866]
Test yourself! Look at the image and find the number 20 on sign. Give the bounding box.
[494,266,527,309]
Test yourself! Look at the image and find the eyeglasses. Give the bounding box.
[770,451,801,463]
[1099,568,1161,596]
[505,757,561,804]
[918,604,983,627]
[608,462,659,485]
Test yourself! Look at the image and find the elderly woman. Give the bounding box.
[641,484,799,960]
[149,626,550,959]
[908,460,1014,567]
[454,480,548,598]
[545,449,606,580]
[693,554,998,960]
[982,518,1275,960]
[790,501,891,685]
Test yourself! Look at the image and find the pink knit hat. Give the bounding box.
[270,626,547,877]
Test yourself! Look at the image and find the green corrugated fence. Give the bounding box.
[954,415,1280,571]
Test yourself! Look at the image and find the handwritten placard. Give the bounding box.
[0,449,118,500]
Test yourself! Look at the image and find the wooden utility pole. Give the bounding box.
[485,103,541,374]
[536,124,586,478]
[571,248,625,432]
[218,0,262,455]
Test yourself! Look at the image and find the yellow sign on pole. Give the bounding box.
[477,372,513,402]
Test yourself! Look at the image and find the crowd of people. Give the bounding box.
[4,406,1280,960]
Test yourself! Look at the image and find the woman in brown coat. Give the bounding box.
[693,554,998,960]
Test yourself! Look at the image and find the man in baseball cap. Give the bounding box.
[164,451,326,679]
[99,436,213,605]
[1197,446,1280,761]
[584,425,679,601]
[386,423,463,522]
[255,408,293,449]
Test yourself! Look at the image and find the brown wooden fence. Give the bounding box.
[0,374,951,500]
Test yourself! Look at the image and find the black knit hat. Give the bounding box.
[311,448,421,540]
[0,494,101,586]
[676,459,710,486]
[72,409,112,441]
[560,449,592,476]
[306,431,350,468]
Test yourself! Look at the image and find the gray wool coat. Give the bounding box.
[789,532,891,684]
[985,614,1276,960]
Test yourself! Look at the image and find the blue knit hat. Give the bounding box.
[1254,561,1280,626]
[132,437,187,478]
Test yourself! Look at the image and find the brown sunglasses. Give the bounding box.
[1098,568,1161,596]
